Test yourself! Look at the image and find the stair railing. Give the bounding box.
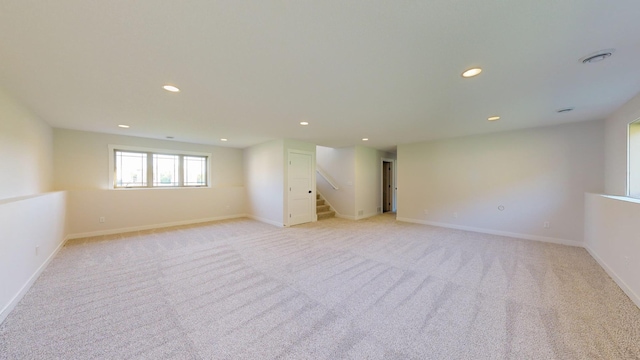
[316,165,339,190]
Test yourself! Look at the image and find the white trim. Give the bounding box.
[0,235,69,325]
[247,214,285,227]
[356,211,380,221]
[597,194,640,204]
[628,118,640,198]
[66,214,247,239]
[584,245,640,309]
[627,120,631,197]
[396,217,582,247]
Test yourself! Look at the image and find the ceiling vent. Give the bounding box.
[557,108,574,113]
[581,49,615,64]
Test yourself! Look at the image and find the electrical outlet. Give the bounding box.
[99,217,105,223]
[358,210,364,216]
[377,207,381,212]
[424,209,429,215]
[35,246,39,256]
[544,221,550,228]
[453,212,458,218]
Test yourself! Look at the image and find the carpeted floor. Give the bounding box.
[1,214,639,359]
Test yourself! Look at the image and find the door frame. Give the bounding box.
[380,158,396,213]
[286,149,316,226]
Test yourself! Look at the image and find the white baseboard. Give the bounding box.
[335,214,356,220]
[396,217,582,248]
[584,245,640,309]
[246,215,285,227]
[0,235,68,325]
[355,211,380,221]
[66,214,248,239]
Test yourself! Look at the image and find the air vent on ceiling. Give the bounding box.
[580,49,615,64]
[557,108,574,113]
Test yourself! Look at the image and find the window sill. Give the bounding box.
[110,186,211,191]
[599,194,640,204]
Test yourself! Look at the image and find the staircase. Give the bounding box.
[316,193,335,220]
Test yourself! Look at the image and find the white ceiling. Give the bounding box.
[1,1,640,152]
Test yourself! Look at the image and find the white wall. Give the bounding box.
[604,91,640,195]
[316,146,356,218]
[355,146,396,219]
[583,90,640,309]
[54,129,245,237]
[244,139,285,226]
[54,129,244,190]
[0,192,67,323]
[0,87,53,200]
[316,145,395,220]
[397,120,604,245]
[0,87,66,324]
[585,194,640,308]
[243,139,316,226]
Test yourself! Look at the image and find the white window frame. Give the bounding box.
[108,145,211,189]
[628,119,640,199]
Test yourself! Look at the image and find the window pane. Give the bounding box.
[184,156,207,186]
[153,154,179,186]
[115,151,147,187]
[630,120,640,198]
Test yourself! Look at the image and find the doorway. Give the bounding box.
[382,160,394,213]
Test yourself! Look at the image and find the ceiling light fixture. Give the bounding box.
[462,68,482,78]
[487,116,500,121]
[299,121,309,126]
[362,138,369,141]
[557,107,574,113]
[581,49,615,64]
[163,85,180,92]
[220,138,228,142]
[118,124,130,128]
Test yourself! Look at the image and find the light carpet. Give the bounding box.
[1,214,639,359]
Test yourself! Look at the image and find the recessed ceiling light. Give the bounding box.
[220,138,228,142]
[487,116,500,121]
[581,49,614,64]
[163,85,180,92]
[462,68,482,78]
[299,121,309,126]
[557,107,574,113]
[362,138,369,141]
[118,124,130,128]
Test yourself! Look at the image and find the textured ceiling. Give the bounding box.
[1,1,640,151]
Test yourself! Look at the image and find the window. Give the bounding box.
[629,119,640,198]
[153,154,179,186]
[115,151,147,187]
[110,145,210,189]
[184,156,207,186]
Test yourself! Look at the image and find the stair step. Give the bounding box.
[316,204,330,212]
[317,210,335,220]
[316,199,325,206]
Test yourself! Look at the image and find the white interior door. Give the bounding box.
[288,151,314,226]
